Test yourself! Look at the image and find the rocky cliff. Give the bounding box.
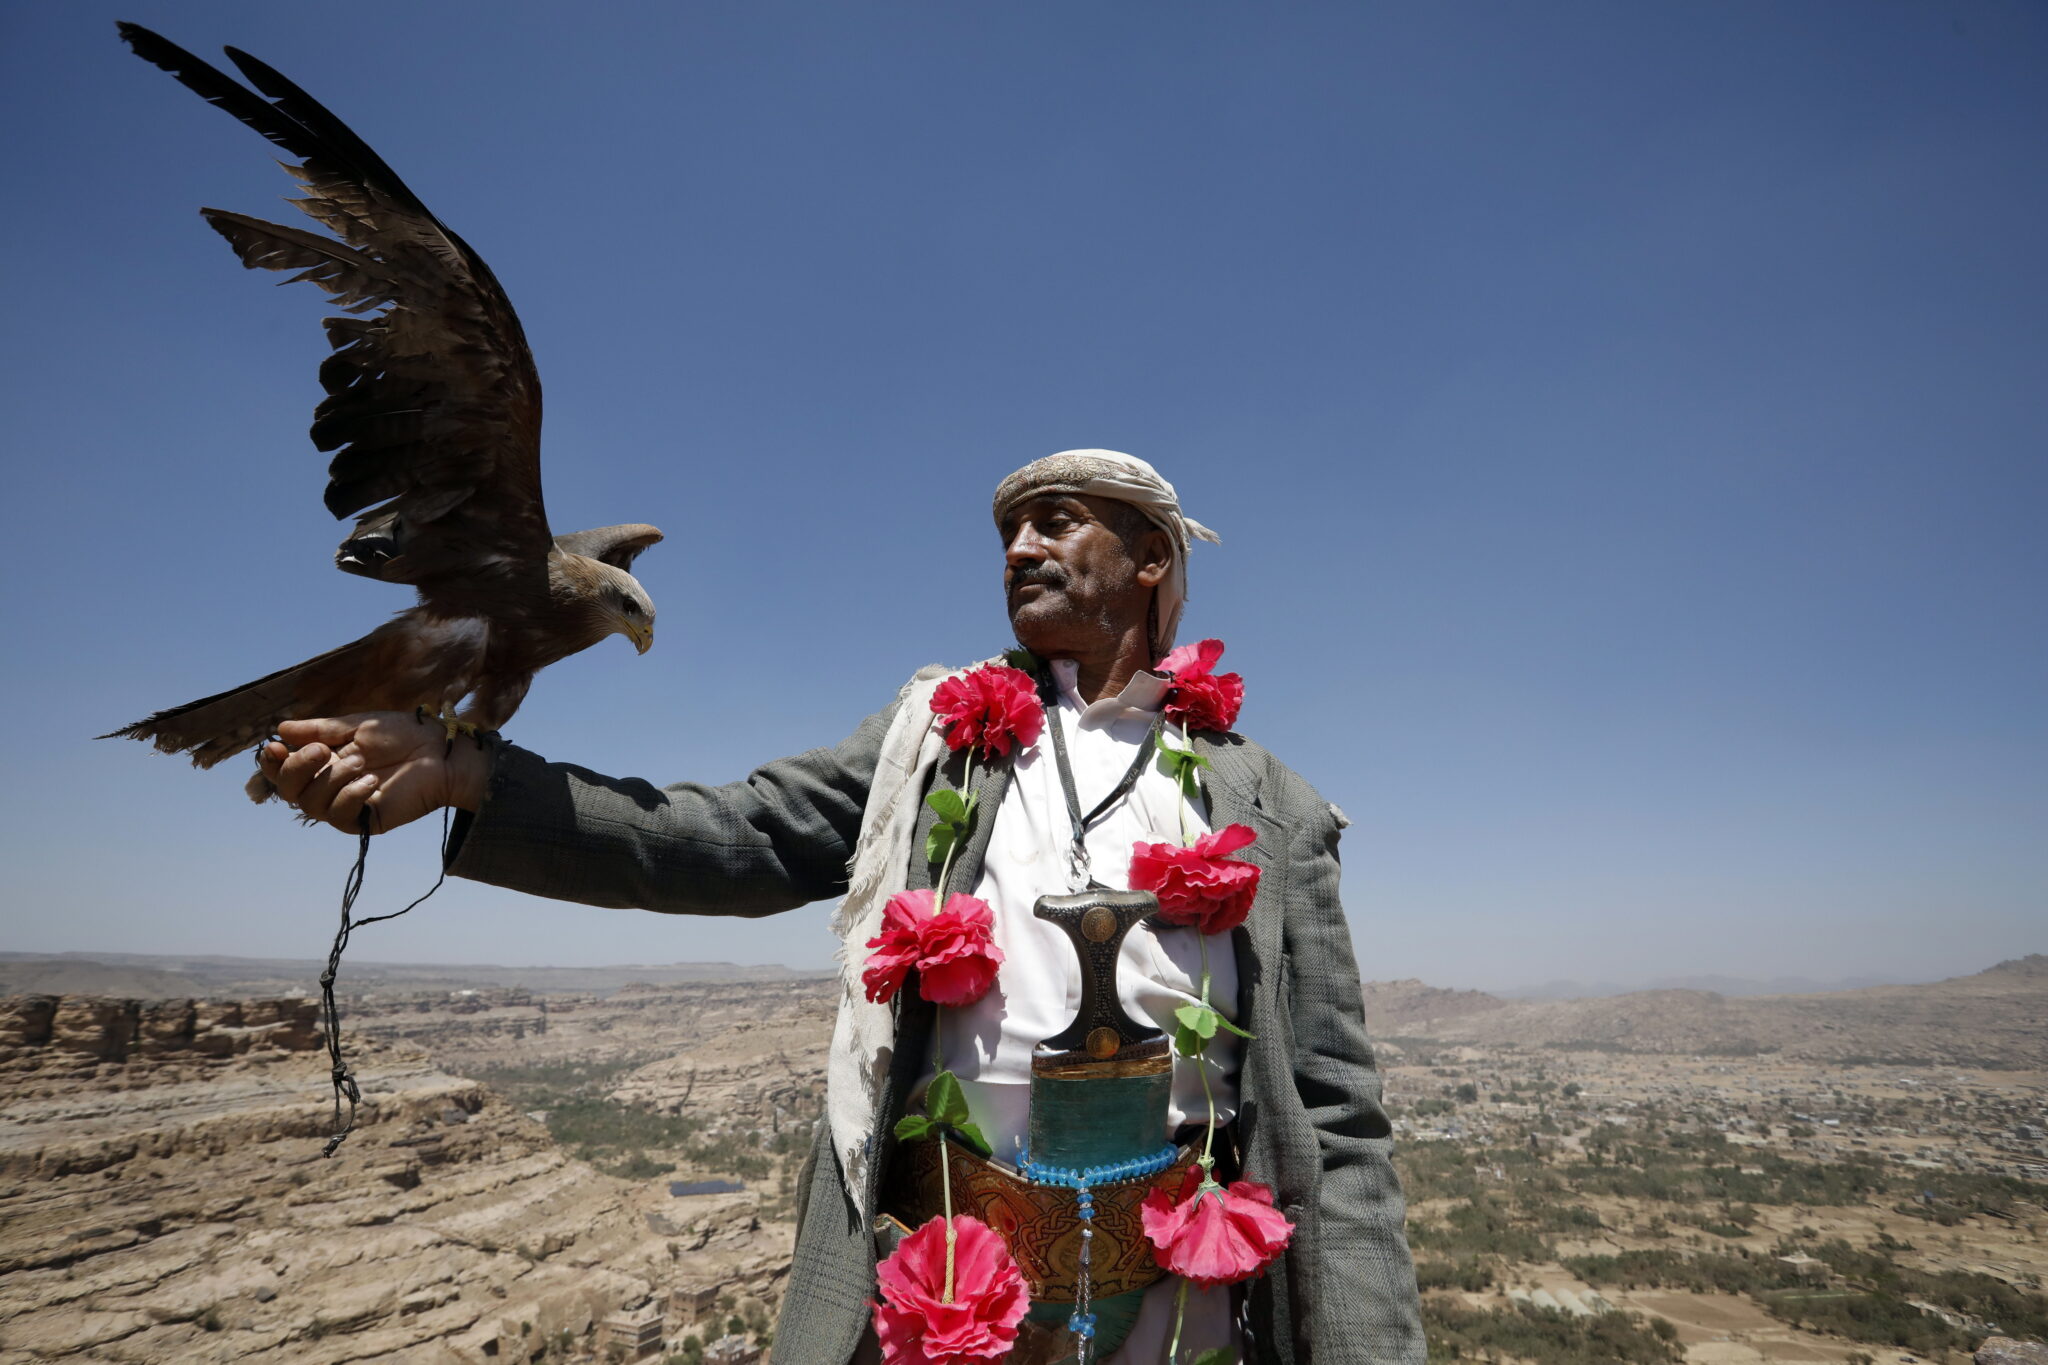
[0,995,786,1364]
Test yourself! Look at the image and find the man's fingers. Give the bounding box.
[326,773,381,834]
[293,750,370,821]
[275,717,363,748]
[273,743,333,804]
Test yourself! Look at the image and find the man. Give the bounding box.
[261,450,1425,1364]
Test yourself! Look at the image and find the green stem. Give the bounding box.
[1177,759,1199,848]
[931,749,975,1305]
[1197,939,1219,1169]
[930,750,973,1079]
[1167,1276,1190,1362]
[929,749,972,910]
[940,1133,957,1301]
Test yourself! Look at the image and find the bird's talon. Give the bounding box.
[421,705,478,744]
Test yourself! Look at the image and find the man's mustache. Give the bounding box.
[1008,563,1066,592]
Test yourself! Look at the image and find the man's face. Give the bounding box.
[1000,494,1169,658]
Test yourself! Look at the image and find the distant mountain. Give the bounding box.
[1500,971,1917,1000]
[1362,979,1512,1033]
[1389,956,2048,1070]
[0,951,830,999]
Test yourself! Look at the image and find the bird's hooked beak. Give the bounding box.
[611,610,653,654]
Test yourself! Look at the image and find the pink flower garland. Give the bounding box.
[931,663,1043,756]
[1140,1167,1295,1290]
[867,660,1045,1361]
[1157,637,1244,733]
[862,890,1003,1008]
[873,1215,1030,1364]
[1129,824,1263,936]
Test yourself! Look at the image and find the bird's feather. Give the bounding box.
[118,21,550,595]
[553,525,666,572]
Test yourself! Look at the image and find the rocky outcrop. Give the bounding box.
[0,996,791,1364]
[0,994,321,1069]
[1978,1339,2048,1365]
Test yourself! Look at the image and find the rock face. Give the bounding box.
[1978,1338,2048,1365]
[0,995,784,1364]
[0,994,322,1067]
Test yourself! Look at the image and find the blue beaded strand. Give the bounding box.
[1015,1142,1178,1189]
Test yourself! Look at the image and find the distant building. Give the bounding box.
[1776,1252,1828,1281]
[707,1334,762,1365]
[668,1284,721,1322]
[594,1304,664,1361]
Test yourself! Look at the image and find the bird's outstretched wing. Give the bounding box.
[120,22,551,597]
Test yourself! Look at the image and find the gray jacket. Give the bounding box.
[447,697,1425,1364]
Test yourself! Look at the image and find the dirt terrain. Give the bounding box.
[0,957,2039,1363]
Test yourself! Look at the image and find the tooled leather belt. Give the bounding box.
[881,1136,1197,1304]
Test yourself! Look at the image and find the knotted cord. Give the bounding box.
[318,801,452,1156]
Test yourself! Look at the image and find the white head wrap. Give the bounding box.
[991,449,1220,657]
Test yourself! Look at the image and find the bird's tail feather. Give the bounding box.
[100,633,384,776]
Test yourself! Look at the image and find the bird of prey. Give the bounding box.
[106,24,663,800]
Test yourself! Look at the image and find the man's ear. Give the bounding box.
[1135,527,1173,589]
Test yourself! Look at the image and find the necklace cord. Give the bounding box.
[1037,672,1161,889]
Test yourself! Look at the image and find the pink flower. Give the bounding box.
[862,892,926,1004]
[1129,825,1261,934]
[862,890,1006,1007]
[931,664,1044,758]
[1141,1167,1294,1289]
[1157,638,1243,733]
[873,1214,1031,1365]
[916,893,1004,1006]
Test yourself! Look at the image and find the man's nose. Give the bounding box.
[1005,529,1047,568]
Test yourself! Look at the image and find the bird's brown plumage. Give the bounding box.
[104,25,663,793]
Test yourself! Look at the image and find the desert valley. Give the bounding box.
[0,952,2041,1365]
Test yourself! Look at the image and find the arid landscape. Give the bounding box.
[0,953,2041,1364]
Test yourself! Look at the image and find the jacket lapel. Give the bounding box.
[1195,733,1287,1102]
[906,749,1014,894]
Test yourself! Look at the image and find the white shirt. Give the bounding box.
[918,657,1242,1357]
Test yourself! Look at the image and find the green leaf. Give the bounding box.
[1003,647,1040,672]
[1173,1022,1208,1059]
[1191,1350,1235,1365]
[925,1070,972,1128]
[1175,1003,1220,1040]
[893,1114,934,1143]
[949,1121,994,1159]
[925,789,968,824]
[1215,1015,1256,1040]
[961,792,978,822]
[924,823,956,865]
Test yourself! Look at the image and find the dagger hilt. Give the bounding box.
[1033,888,1167,1061]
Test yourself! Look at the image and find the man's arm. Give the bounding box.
[1284,803,1428,1363]
[263,703,898,917]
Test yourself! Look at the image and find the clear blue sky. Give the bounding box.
[2,2,2042,992]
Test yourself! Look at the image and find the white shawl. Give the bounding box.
[824,661,992,1208]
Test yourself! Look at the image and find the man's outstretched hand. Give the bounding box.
[258,712,491,834]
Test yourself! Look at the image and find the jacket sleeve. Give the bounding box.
[1284,805,1428,1364]
[442,702,897,916]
